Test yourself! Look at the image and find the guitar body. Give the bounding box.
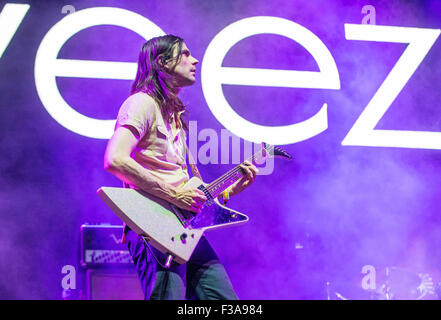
[97,177,249,264]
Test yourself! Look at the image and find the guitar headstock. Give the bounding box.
[262,142,292,160]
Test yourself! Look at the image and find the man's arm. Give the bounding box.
[104,126,206,213]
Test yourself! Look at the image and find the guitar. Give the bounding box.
[97,143,291,264]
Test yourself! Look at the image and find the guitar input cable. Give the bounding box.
[141,236,173,300]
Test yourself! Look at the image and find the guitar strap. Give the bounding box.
[185,144,203,180]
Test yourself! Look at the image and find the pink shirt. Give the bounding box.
[115,92,189,188]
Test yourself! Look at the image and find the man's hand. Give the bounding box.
[230,160,259,197]
[171,186,207,214]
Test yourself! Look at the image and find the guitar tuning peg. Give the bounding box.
[273,146,292,160]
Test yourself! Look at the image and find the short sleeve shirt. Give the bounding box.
[115,92,189,188]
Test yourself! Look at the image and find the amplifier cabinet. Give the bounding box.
[80,223,133,267]
[86,269,144,300]
[80,223,144,299]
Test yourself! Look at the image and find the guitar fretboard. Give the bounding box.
[205,145,272,198]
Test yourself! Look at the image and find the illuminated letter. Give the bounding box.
[0,3,29,58]
[343,24,441,149]
[201,16,340,145]
[34,7,165,139]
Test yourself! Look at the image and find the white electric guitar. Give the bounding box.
[97,143,291,264]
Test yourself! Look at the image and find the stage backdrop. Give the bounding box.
[0,0,441,299]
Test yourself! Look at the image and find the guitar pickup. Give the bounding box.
[170,205,194,228]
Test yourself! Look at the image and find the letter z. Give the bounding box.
[342,24,441,150]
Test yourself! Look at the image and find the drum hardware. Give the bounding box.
[325,266,437,300]
[435,281,441,299]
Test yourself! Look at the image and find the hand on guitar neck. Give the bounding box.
[228,160,259,197]
[170,160,258,214]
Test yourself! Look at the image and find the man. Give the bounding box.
[104,35,258,300]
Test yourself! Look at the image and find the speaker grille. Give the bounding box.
[86,269,144,300]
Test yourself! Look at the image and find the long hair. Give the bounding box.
[130,35,188,130]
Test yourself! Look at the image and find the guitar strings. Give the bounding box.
[207,146,270,192]
[206,155,257,194]
[205,145,273,197]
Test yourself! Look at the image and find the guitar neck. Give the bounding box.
[205,146,270,198]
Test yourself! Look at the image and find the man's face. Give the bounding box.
[168,42,199,87]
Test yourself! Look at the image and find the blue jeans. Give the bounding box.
[126,229,238,300]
